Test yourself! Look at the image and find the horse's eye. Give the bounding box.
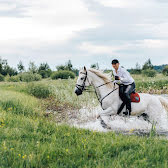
[81,77,84,80]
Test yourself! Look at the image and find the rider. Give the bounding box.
[111,59,135,116]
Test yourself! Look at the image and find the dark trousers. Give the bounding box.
[117,82,135,114]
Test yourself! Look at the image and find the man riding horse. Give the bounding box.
[112,59,135,116]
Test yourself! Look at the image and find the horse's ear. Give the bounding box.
[84,66,86,71]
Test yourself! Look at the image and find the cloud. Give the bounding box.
[0,0,101,46]
[0,0,168,70]
[94,0,168,8]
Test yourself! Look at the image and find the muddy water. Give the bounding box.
[69,95,168,136]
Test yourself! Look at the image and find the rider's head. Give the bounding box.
[111,59,119,70]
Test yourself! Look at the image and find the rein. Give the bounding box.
[76,71,119,109]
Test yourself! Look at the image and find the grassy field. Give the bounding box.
[0,73,168,168]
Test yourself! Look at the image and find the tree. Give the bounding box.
[28,61,37,74]
[17,61,25,73]
[162,65,168,76]
[38,63,52,78]
[66,60,73,71]
[142,59,153,70]
[130,62,142,74]
[90,63,99,70]
[56,60,79,76]
[0,57,17,76]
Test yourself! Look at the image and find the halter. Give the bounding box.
[75,70,119,109]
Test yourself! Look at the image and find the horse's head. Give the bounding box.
[75,66,91,96]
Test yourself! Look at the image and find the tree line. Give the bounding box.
[0,57,79,78]
[128,59,168,77]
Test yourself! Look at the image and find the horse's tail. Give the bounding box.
[158,96,168,111]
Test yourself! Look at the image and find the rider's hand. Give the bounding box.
[115,76,120,80]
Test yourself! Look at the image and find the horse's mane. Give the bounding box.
[88,68,113,88]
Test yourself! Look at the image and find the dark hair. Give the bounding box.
[111,59,119,64]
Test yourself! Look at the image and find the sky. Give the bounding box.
[0,0,168,70]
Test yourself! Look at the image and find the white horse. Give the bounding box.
[75,67,168,130]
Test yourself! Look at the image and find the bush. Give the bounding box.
[51,70,75,80]
[162,66,168,76]
[32,73,42,81]
[27,83,51,98]
[0,74,4,81]
[18,73,42,82]
[6,75,20,82]
[142,69,157,77]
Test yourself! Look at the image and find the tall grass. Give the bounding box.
[0,75,168,167]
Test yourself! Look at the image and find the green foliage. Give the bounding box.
[142,69,157,77]
[130,69,142,74]
[38,63,52,78]
[56,60,79,76]
[0,57,18,76]
[28,61,38,74]
[90,63,99,70]
[18,73,42,82]
[26,83,51,98]
[17,61,25,73]
[162,65,168,76]
[0,89,41,117]
[6,75,20,82]
[154,64,168,73]
[142,58,153,70]
[0,74,4,81]
[51,70,75,80]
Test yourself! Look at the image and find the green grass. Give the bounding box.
[0,75,168,167]
[132,74,168,94]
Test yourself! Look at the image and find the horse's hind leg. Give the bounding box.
[147,99,168,130]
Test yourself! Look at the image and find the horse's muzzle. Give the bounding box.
[74,88,82,96]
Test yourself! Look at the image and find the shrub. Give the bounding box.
[142,69,157,77]
[6,75,20,82]
[51,70,75,80]
[27,83,51,98]
[32,73,42,81]
[18,73,42,82]
[0,74,4,81]
[162,66,168,76]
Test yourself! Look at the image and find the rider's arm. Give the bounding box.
[120,68,132,83]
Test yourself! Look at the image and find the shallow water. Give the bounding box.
[70,94,168,137]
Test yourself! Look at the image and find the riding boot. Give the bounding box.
[123,109,130,116]
[124,100,131,115]
[117,102,125,115]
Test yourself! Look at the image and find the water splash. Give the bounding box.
[70,95,168,136]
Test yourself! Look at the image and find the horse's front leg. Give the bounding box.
[98,107,116,129]
[97,106,116,119]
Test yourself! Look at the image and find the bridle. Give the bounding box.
[75,71,119,109]
[75,71,89,93]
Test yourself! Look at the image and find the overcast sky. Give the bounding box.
[0,0,168,70]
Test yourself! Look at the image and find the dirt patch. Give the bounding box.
[42,96,80,123]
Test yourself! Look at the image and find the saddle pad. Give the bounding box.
[130,92,140,103]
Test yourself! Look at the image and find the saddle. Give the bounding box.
[130,92,140,103]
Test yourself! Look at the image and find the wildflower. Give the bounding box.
[18,154,21,157]
[22,155,26,159]
[0,119,5,128]
[7,107,12,111]
[47,155,50,159]
[66,149,69,153]
[129,129,135,133]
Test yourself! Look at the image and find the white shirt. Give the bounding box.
[112,66,134,85]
